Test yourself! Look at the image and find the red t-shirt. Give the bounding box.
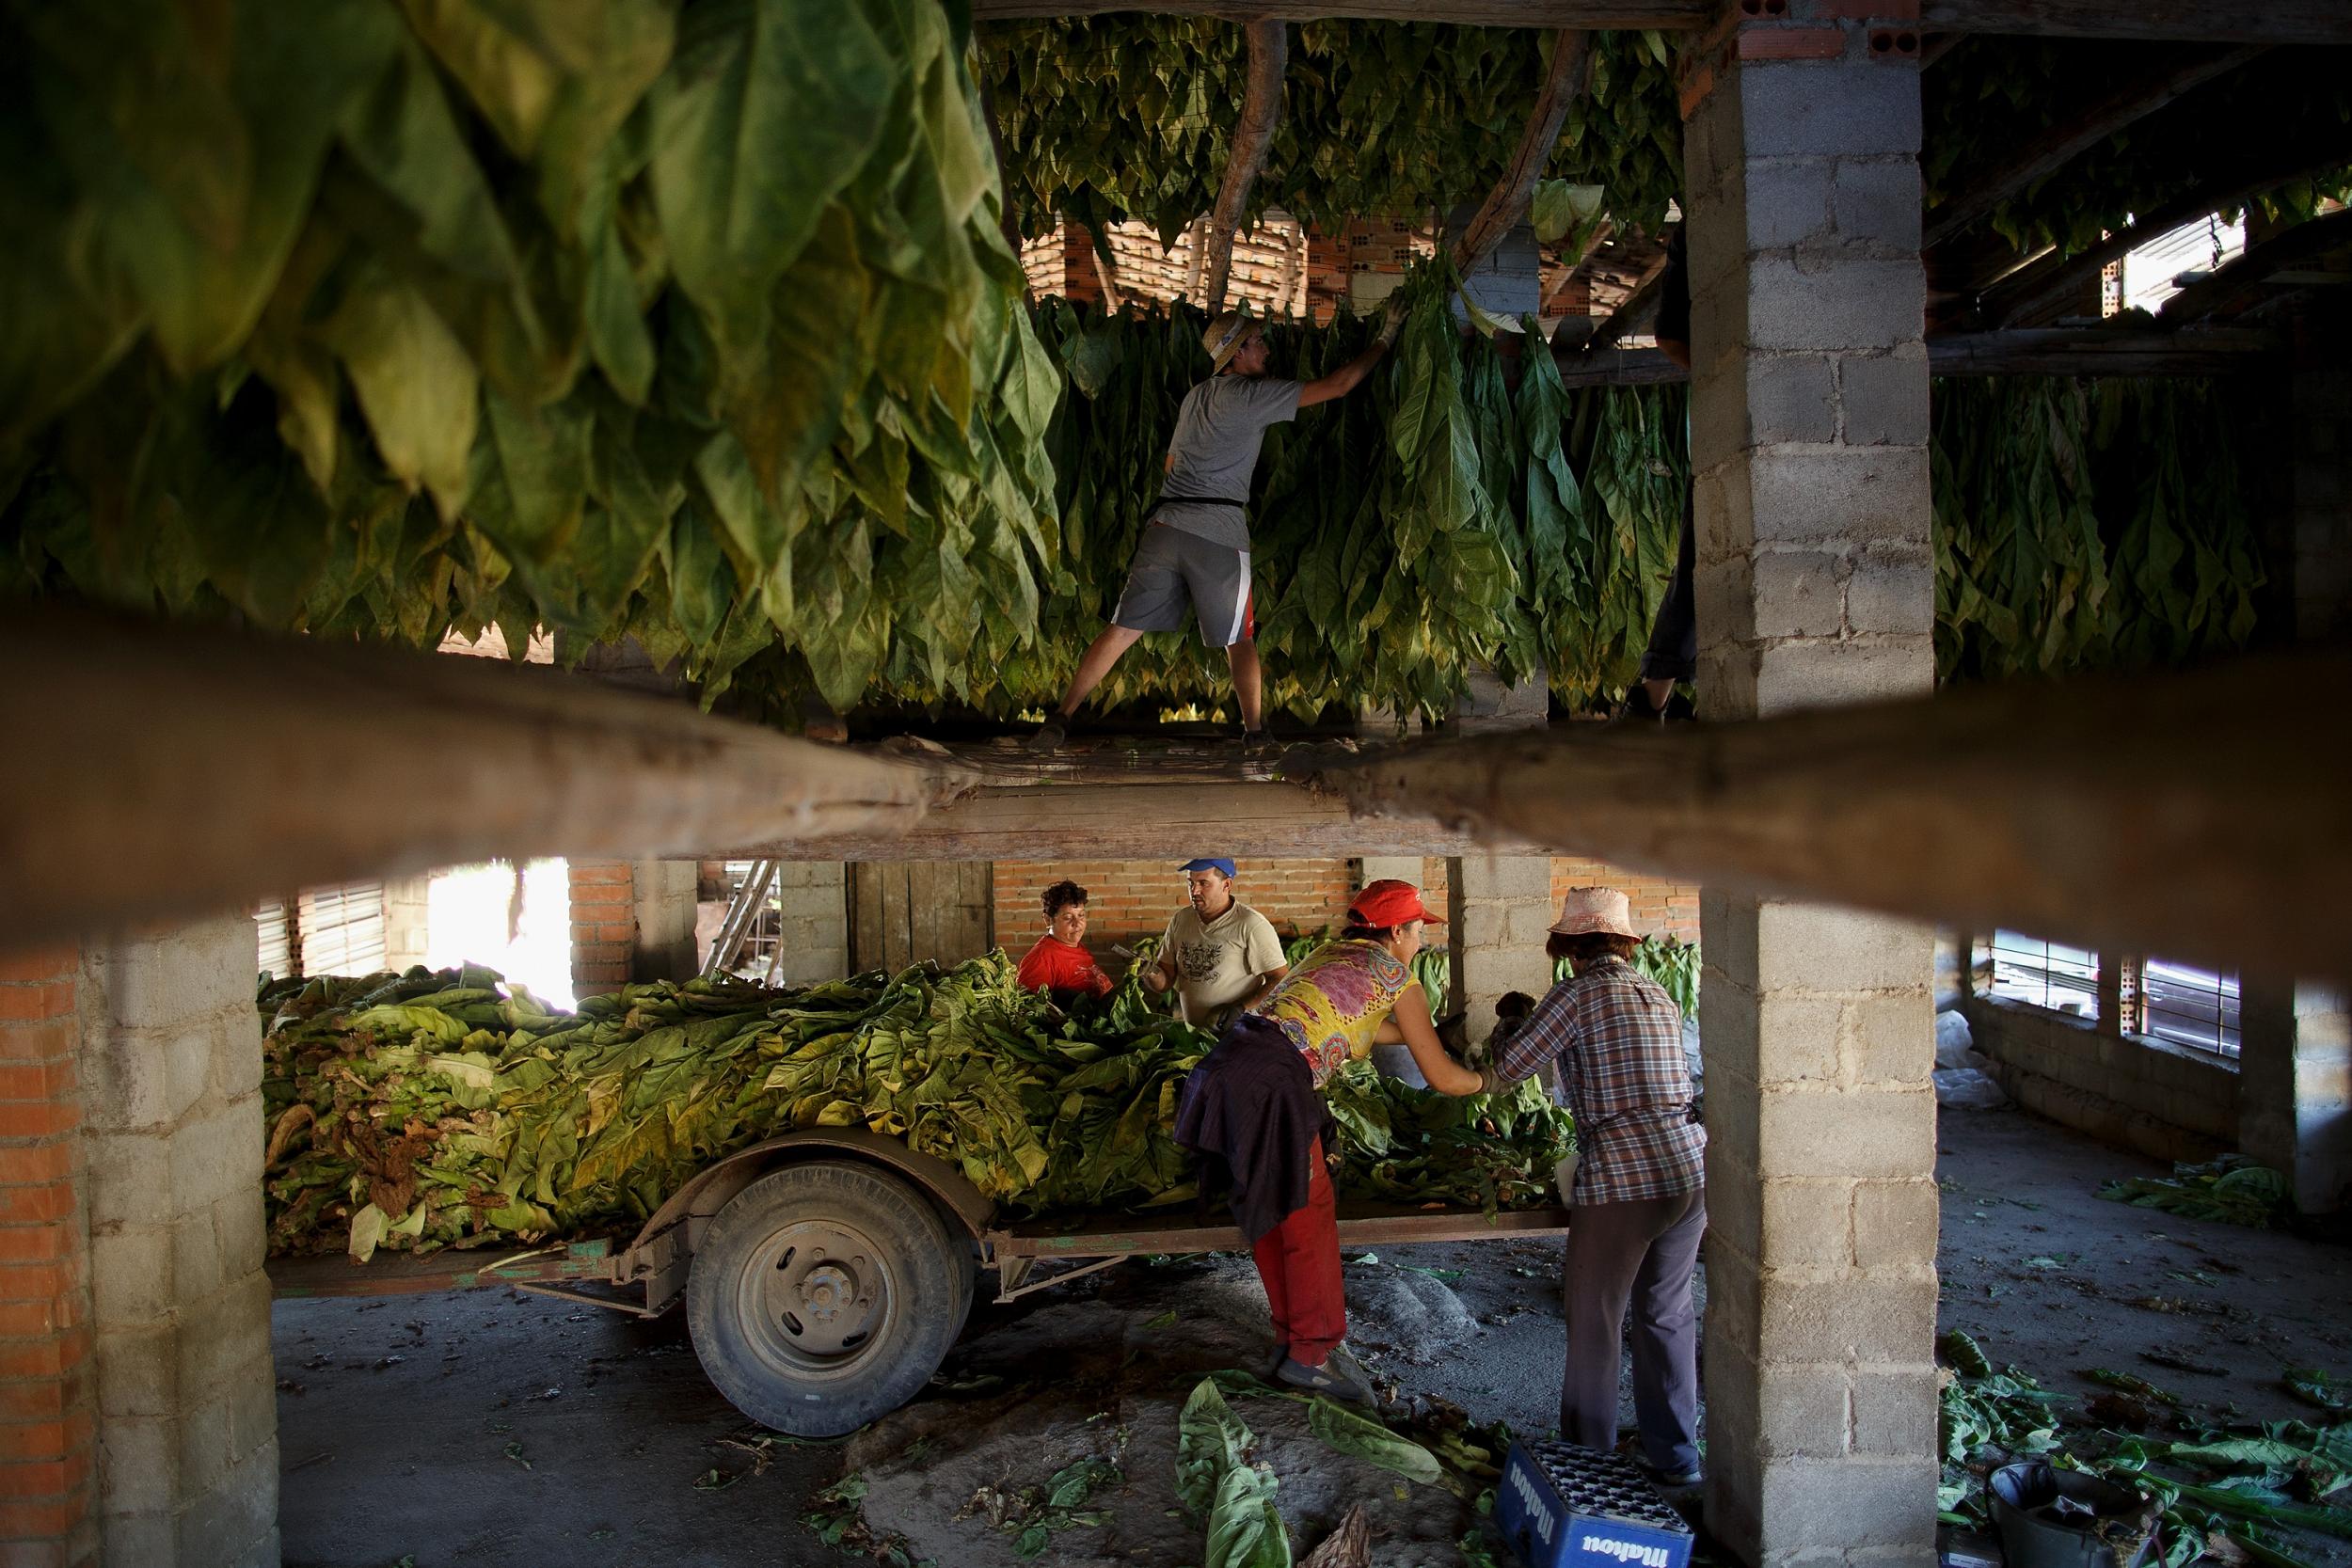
[1017,936,1114,1000]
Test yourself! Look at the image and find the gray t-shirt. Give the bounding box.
[1151,374,1303,550]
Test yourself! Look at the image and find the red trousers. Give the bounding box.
[1250,1137,1347,1365]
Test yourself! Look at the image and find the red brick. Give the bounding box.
[0,1368,84,1423]
[0,1148,71,1188]
[0,1104,74,1140]
[0,1262,80,1306]
[0,1499,85,1539]
[1812,0,1914,15]
[0,1537,100,1568]
[0,1022,74,1066]
[0,1328,88,1383]
[1738,24,1847,58]
[567,865,633,886]
[0,1300,69,1338]
[0,988,71,1025]
[0,1186,73,1227]
[0,1063,72,1103]
[0,1408,93,1464]
[0,952,74,986]
[0,1229,75,1267]
[569,884,630,908]
[0,1447,90,1499]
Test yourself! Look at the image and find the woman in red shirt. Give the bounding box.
[1015,879,1115,1003]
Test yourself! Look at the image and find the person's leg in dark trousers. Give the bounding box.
[1560,1196,1678,1449]
[1627,1189,1707,1475]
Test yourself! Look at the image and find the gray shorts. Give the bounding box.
[1111,523,1256,648]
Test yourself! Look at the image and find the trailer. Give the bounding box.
[267,1126,1569,1436]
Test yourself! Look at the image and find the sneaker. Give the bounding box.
[1608,688,1666,726]
[1638,1457,1704,1488]
[1276,1354,1375,1406]
[1026,714,1069,752]
[1263,1342,1289,1382]
[1239,727,1279,758]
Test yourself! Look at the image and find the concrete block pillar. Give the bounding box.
[379,876,431,971]
[2240,981,2352,1214]
[1682,10,1938,1565]
[1447,855,1556,1042]
[769,863,850,986]
[75,916,276,1568]
[0,944,99,1567]
[630,861,701,983]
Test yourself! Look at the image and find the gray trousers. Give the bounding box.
[1561,1188,1706,1474]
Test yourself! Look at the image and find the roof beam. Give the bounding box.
[1554,325,2282,387]
[1298,650,2352,982]
[974,1,2350,42]
[1452,31,1593,275]
[1200,19,1288,317]
[1921,0,2352,46]
[2161,207,2352,324]
[1921,44,2266,252]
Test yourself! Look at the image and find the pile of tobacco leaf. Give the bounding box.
[2098,1156,2296,1231]
[261,955,1574,1260]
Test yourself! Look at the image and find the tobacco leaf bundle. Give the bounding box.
[262,953,1575,1261]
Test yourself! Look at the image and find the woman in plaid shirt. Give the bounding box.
[1483,888,1707,1488]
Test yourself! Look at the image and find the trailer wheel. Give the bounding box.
[686,1160,972,1435]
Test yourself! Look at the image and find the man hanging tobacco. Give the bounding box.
[1029,301,1401,752]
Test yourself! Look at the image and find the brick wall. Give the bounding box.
[569,861,634,996]
[993,860,1357,953]
[0,945,96,1567]
[1549,858,1702,941]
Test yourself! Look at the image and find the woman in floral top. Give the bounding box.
[1234,880,1481,1403]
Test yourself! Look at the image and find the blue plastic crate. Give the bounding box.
[1495,1439,1693,1568]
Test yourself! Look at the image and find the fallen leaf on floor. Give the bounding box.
[2140,1350,2229,1378]
[1144,1309,1179,1330]
[503,1441,532,1470]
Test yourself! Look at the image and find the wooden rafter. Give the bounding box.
[0,610,944,949]
[1550,325,2282,387]
[1980,131,2352,327]
[1580,248,1669,351]
[1921,0,2352,47]
[1921,44,2267,253]
[972,0,2352,44]
[1450,31,1593,275]
[1299,649,2352,980]
[2160,207,2352,324]
[1201,20,1288,317]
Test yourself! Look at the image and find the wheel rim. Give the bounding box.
[731,1217,898,1382]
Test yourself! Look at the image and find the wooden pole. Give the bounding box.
[1450,31,1593,276]
[0,610,945,951]
[1921,45,2266,252]
[1298,651,2352,981]
[1581,249,1670,352]
[1201,19,1288,318]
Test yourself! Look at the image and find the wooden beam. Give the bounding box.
[1550,325,2281,386]
[972,0,1712,24]
[721,781,1536,862]
[1921,45,2266,252]
[2160,208,2352,324]
[0,610,944,950]
[1581,249,1669,351]
[1979,128,2352,326]
[1450,31,1592,276]
[1300,652,2352,982]
[1922,0,2352,46]
[1200,19,1288,318]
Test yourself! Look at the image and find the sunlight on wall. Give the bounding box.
[426,859,575,1010]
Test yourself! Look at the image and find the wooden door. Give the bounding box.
[849,862,995,974]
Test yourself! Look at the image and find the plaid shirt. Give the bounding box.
[1495,957,1705,1206]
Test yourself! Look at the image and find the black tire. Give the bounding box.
[685,1160,970,1436]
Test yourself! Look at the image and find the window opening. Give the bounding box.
[2137,958,2241,1057]
[1975,930,2098,1019]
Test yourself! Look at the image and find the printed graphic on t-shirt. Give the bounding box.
[1178,942,1227,982]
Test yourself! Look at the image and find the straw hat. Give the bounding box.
[1202,311,1260,372]
[1549,887,1635,939]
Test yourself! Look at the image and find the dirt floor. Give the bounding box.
[274,1104,2352,1567]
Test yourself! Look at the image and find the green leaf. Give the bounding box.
[1306,1397,1441,1485]
[321,268,480,519]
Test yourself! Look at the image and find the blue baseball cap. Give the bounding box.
[1179,857,1236,878]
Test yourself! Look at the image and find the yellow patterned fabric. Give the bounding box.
[1252,939,1414,1087]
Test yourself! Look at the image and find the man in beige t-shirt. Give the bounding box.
[1144,857,1289,1030]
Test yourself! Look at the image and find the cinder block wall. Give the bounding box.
[769,863,850,985]
[1964,996,2239,1163]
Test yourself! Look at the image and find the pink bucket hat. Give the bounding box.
[1549,887,1635,939]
